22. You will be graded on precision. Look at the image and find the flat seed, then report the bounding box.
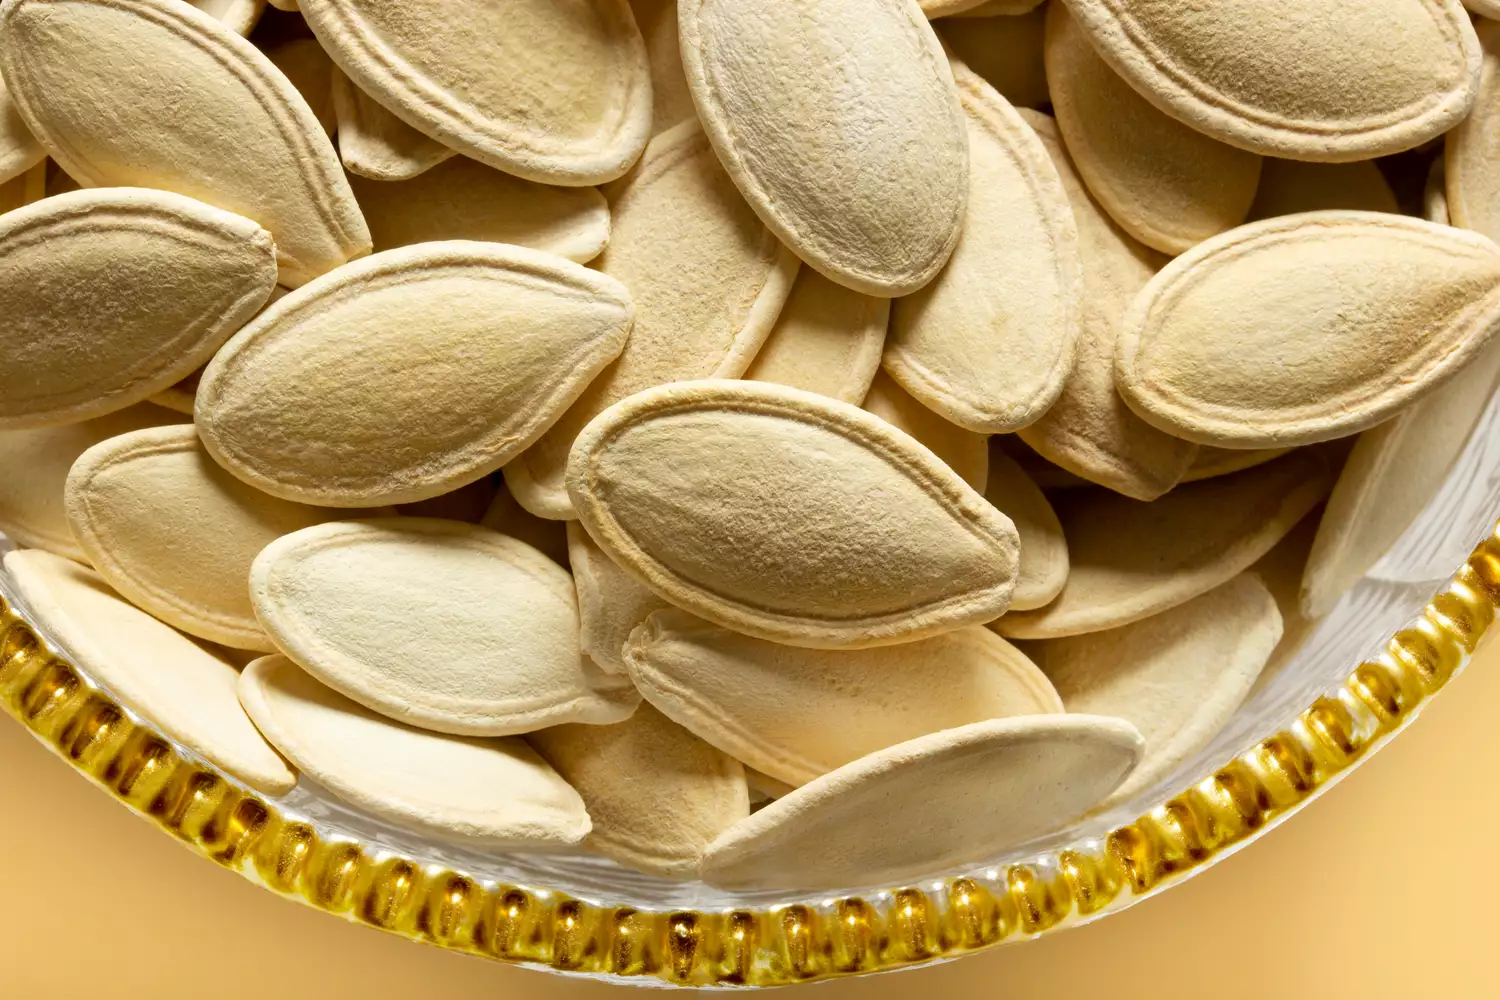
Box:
[567,521,668,675]
[240,654,589,845]
[1447,20,1500,242]
[187,0,263,36]
[528,703,749,880]
[0,0,369,287]
[265,37,336,137]
[1116,212,1500,448]
[504,121,798,520]
[0,71,42,184]
[481,486,570,567]
[629,0,696,136]
[984,444,1068,611]
[863,370,990,493]
[744,267,889,406]
[1062,0,1480,161]
[947,0,1045,14]
[5,549,294,794]
[566,380,1020,649]
[679,0,968,295]
[249,518,639,736]
[624,608,1062,787]
[1248,159,1400,221]
[331,69,454,182]
[698,716,1143,891]
[298,0,650,185]
[934,5,1049,110]
[994,451,1330,639]
[0,187,277,429]
[197,241,634,507]
[1181,447,1291,484]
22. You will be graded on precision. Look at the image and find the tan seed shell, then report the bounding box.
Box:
[480,485,569,567]
[743,267,889,406]
[1116,212,1500,449]
[1301,339,1500,618]
[567,380,1021,649]
[1062,0,1481,161]
[0,0,369,287]
[947,0,1045,14]
[504,121,798,520]
[745,767,793,803]
[1248,159,1400,221]
[1030,573,1281,810]
[527,703,749,880]
[863,370,989,493]
[920,0,994,16]
[567,521,668,675]
[198,242,634,507]
[984,444,1068,611]
[0,188,276,429]
[1181,447,1292,484]
[188,0,262,36]
[299,0,650,185]
[679,0,968,296]
[885,61,1080,433]
[64,425,368,651]
[268,0,296,9]
[699,715,1143,891]
[250,518,638,736]
[240,654,589,845]
[0,404,183,562]
[331,69,454,181]
[1045,2,1261,256]
[394,477,495,525]
[265,37,336,137]
[1448,20,1500,242]
[150,285,290,417]
[1427,156,1450,226]
[349,156,610,263]
[1466,0,1500,17]
[5,549,294,794]
[630,0,696,136]
[934,5,1049,110]
[0,67,42,183]
[624,609,1062,787]
[1013,110,1195,501]
[994,450,1330,639]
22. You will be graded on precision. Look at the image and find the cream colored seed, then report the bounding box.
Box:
[265,38,336,138]
[250,518,639,736]
[567,521,669,675]
[947,0,1045,14]
[150,286,289,416]
[1247,159,1399,221]
[240,655,590,847]
[331,69,455,182]
[1447,20,1500,243]
[983,443,1069,611]
[934,5,1050,111]
[1181,447,1291,484]
[629,0,697,136]
[863,369,990,494]
[743,266,889,406]
[567,380,1021,649]
[0,72,43,184]
[481,486,571,568]
[527,703,749,881]
[299,0,650,185]
[187,0,263,36]
[623,609,1062,788]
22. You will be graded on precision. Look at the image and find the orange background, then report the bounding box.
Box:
[3,641,1497,998]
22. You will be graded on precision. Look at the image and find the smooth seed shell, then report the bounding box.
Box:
[1248,159,1400,221]
[240,654,590,845]
[249,518,639,736]
[630,0,696,135]
[994,450,1331,639]
[567,521,668,675]
[863,370,989,493]
[934,5,1049,110]
[188,0,263,36]
[679,0,968,295]
[0,0,370,287]
[698,715,1144,891]
[528,703,749,880]
[481,485,571,567]
[1448,20,1500,242]
[566,380,1020,649]
[1117,212,1500,449]
[197,241,634,508]
[744,266,889,406]
[1181,447,1291,484]
[265,37,337,137]
[331,69,455,181]
[624,609,1062,787]
[0,70,42,183]
[5,549,294,794]
[984,444,1069,611]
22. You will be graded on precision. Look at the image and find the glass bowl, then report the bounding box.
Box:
[3,403,1499,989]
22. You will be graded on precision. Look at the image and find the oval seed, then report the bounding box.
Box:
[984,444,1068,611]
[567,521,668,675]
[1045,2,1262,256]
[481,485,570,567]
[240,655,590,845]
[188,0,262,35]
[528,703,749,880]
[567,380,1021,649]
[265,37,336,137]
[934,5,1049,110]
[994,450,1330,639]
[885,60,1080,433]
[863,370,989,493]
[1301,339,1500,618]
[624,609,1062,787]
[0,188,276,429]
[348,157,610,263]
[1181,447,1291,484]
[679,0,968,295]
[1247,159,1399,221]
[5,549,294,794]
[150,285,290,416]
[1062,0,1481,161]
[331,69,454,181]
[1447,20,1500,242]
[197,241,634,507]
[1014,110,1196,501]
[0,73,42,184]
[65,425,371,651]
[1029,573,1281,811]
[0,404,182,562]
[299,0,650,185]
[504,121,798,519]
[0,0,369,287]
[1117,212,1500,448]
[699,716,1143,891]
[744,267,889,406]
[250,518,639,736]
[630,0,696,136]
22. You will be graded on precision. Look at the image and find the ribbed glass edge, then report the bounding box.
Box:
[2,521,1497,989]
